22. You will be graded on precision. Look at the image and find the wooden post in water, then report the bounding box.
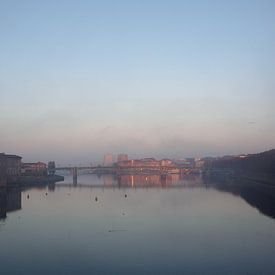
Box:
[73,167,78,185]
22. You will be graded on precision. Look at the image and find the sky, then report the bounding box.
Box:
[0,0,275,165]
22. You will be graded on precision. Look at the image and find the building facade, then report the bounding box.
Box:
[48,161,56,176]
[103,154,114,166]
[117,154,128,163]
[160,159,174,167]
[118,158,161,168]
[0,154,7,187]
[21,162,47,176]
[0,153,22,185]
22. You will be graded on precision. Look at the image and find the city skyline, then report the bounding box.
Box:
[1,0,275,164]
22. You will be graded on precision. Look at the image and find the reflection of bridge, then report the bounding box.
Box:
[56,166,113,184]
[55,165,191,185]
[54,172,204,189]
[54,182,206,190]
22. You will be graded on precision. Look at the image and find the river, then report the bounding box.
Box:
[1,174,275,274]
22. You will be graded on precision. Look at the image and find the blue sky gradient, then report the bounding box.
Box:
[1,0,274,164]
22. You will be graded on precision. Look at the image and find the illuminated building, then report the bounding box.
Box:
[103,154,113,166]
[117,154,128,163]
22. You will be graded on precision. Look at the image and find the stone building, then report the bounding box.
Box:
[0,153,22,185]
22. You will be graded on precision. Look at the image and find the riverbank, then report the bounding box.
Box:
[17,175,64,186]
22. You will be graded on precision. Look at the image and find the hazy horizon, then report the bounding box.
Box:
[1,0,275,165]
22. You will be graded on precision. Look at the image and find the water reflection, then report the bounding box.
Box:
[1,175,275,274]
[1,174,275,222]
[0,188,21,220]
[58,173,275,221]
[116,174,203,188]
[211,180,275,219]
[62,173,204,188]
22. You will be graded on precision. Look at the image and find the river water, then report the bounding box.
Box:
[1,174,275,274]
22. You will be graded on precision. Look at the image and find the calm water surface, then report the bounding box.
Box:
[1,174,275,275]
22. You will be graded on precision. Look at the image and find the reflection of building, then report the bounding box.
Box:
[0,188,21,220]
[117,154,128,163]
[103,174,116,186]
[0,188,7,219]
[7,188,21,212]
[21,162,47,176]
[0,154,7,187]
[119,174,163,187]
[0,153,22,185]
[117,174,182,188]
[171,174,180,182]
[103,154,113,166]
